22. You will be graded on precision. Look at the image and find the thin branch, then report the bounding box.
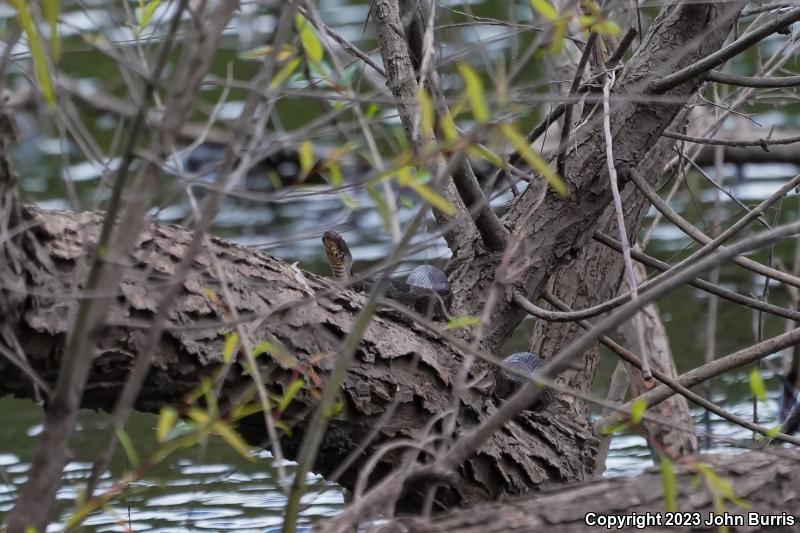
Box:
[592,231,800,323]
[596,325,800,446]
[451,159,509,251]
[283,289,380,533]
[602,70,650,378]
[6,2,190,529]
[707,69,800,88]
[543,293,800,446]
[628,167,800,289]
[662,129,800,148]
[556,32,598,179]
[442,218,800,474]
[650,6,800,93]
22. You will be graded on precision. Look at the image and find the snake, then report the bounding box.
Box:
[322,231,451,319]
[322,232,550,409]
[495,352,554,410]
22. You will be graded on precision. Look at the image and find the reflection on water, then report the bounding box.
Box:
[0,399,342,532]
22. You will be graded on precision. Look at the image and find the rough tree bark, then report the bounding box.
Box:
[391,450,800,533]
[0,206,596,510]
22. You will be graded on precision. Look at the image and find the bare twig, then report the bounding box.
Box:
[602,70,651,379]
[707,70,800,88]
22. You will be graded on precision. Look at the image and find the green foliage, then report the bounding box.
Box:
[299,140,314,177]
[42,0,60,61]
[630,398,647,424]
[270,57,302,88]
[396,166,456,215]
[457,63,490,123]
[500,123,568,196]
[695,462,750,533]
[446,315,482,330]
[9,0,55,108]
[530,0,620,55]
[135,0,161,35]
[748,367,767,402]
[222,332,240,364]
[659,454,677,512]
[580,0,622,36]
[295,14,324,63]
[278,377,306,413]
[156,406,178,443]
[417,88,434,136]
[116,428,140,468]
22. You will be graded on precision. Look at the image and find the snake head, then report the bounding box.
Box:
[322,231,353,281]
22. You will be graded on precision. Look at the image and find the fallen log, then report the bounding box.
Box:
[395,450,800,533]
[0,205,596,510]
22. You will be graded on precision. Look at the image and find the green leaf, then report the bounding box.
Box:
[116,428,140,468]
[599,421,629,435]
[322,397,345,418]
[339,193,359,211]
[295,15,324,63]
[417,88,434,136]
[456,63,490,123]
[446,315,482,330]
[500,123,568,196]
[366,184,392,233]
[593,19,621,36]
[467,144,506,169]
[660,454,677,512]
[278,377,305,412]
[187,407,210,424]
[397,167,456,215]
[223,332,239,364]
[213,420,254,461]
[231,402,265,421]
[748,368,767,402]
[240,44,296,61]
[274,419,293,436]
[201,377,218,416]
[270,57,301,88]
[695,463,750,509]
[251,340,278,358]
[156,406,178,442]
[767,425,780,438]
[549,19,567,55]
[299,140,314,177]
[530,0,559,21]
[9,0,55,109]
[136,0,160,30]
[439,112,459,142]
[327,162,343,187]
[630,398,647,424]
[366,103,380,118]
[43,0,60,61]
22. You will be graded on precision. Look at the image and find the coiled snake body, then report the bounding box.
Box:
[322,231,451,319]
[495,352,554,410]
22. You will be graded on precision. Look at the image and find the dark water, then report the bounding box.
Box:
[2,0,800,530]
